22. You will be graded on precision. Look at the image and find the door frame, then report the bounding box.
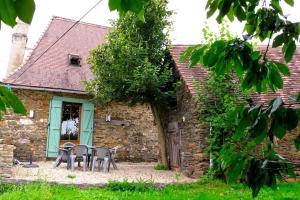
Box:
[46,96,93,158]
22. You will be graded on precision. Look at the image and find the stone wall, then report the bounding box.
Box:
[0,139,15,179]
[167,86,209,178]
[0,89,159,162]
[170,83,300,178]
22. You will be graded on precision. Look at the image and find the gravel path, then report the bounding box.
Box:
[10,162,195,185]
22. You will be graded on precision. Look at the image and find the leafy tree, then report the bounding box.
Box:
[182,0,300,197]
[87,0,176,167]
[193,21,250,178]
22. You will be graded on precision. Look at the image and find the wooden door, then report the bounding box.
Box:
[168,122,181,169]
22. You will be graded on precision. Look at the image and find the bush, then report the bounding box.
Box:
[154,163,167,170]
[106,179,156,192]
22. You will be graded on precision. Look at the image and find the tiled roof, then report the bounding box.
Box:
[170,45,300,105]
[3,16,110,92]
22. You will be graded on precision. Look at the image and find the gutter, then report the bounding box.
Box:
[0,82,88,95]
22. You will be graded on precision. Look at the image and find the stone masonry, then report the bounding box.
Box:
[0,139,15,179]
[166,85,210,178]
[0,89,159,162]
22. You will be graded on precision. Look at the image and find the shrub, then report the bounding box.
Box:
[106,179,156,192]
[154,163,167,170]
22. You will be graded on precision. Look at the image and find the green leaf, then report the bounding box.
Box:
[245,24,256,35]
[270,65,283,89]
[284,0,294,6]
[272,34,286,48]
[0,0,17,27]
[274,61,290,76]
[250,51,261,60]
[285,108,298,131]
[271,0,282,14]
[189,47,205,67]
[271,121,286,139]
[251,116,268,139]
[284,41,296,63]
[217,0,232,23]
[109,0,121,10]
[215,56,226,75]
[235,6,246,21]
[0,86,26,114]
[180,45,201,62]
[14,0,35,24]
[203,49,218,67]
[207,0,219,18]
[227,6,234,22]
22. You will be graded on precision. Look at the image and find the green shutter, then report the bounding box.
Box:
[80,102,94,147]
[46,96,62,157]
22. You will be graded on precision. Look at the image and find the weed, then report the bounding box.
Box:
[154,163,167,170]
[67,174,76,179]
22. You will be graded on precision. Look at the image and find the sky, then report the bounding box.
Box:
[0,0,299,80]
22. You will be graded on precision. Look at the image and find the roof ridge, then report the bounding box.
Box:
[51,16,111,29]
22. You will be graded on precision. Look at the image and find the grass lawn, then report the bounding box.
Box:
[0,180,299,200]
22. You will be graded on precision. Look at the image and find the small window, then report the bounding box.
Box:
[68,54,81,66]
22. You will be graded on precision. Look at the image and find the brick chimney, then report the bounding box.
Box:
[6,19,29,77]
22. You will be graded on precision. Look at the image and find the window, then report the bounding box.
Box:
[60,102,81,143]
[68,54,81,66]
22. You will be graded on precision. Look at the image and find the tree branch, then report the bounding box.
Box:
[263,30,274,61]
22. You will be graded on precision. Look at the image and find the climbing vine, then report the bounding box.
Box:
[194,21,250,177]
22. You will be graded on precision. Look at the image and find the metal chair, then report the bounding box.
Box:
[70,144,88,171]
[91,147,111,172]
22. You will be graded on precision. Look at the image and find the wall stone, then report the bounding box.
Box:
[0,89,159,162]
[166,86,209,178]
[170,82,300,178]
[0,139,15,179]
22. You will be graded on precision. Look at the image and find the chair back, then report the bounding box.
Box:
[72,145,88,157]
[110,146,120,154]
[63,142,75,149]
[95,147,110,159]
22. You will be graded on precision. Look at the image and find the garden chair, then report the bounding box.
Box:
[109,146,119,170]
[70,144,88,172]
[91,147,111,173]
[53,142,75,169]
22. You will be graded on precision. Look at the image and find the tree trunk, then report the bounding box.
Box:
[151,103,168,168]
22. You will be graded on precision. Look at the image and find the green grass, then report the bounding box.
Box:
[0,180,299,200]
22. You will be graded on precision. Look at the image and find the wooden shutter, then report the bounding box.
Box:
[80,102,94,147]
[46,96,62,158]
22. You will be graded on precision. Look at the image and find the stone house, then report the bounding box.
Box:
[0,16,299,179]
[169,45,300,177]
[0,17,160,163]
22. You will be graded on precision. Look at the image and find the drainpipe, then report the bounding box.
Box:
[209,122,213,168]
